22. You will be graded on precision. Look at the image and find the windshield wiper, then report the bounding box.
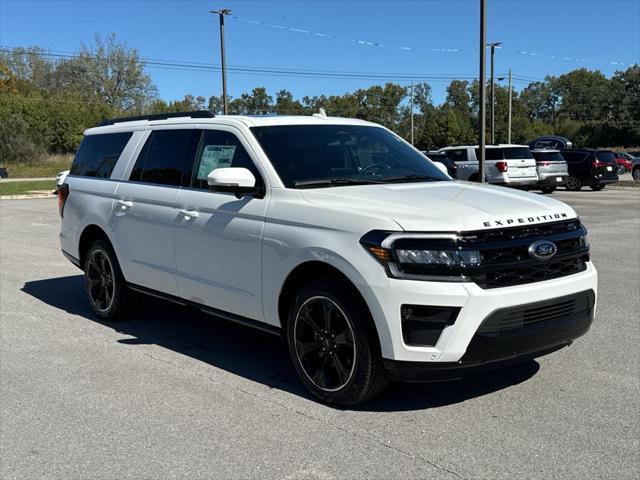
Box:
[294,177,385,188]
[381,174,443,183]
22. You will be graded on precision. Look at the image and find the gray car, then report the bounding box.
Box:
[530,149,569,193]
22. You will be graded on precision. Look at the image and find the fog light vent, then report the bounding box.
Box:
[401,305,460,347]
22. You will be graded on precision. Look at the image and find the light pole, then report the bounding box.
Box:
[478,0,487,183]
[488,41,502,145]
[507,69,512,144]
[409,82,414,145]
[211,8,231,114]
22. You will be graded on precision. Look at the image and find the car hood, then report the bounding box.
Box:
[300,181,577,231]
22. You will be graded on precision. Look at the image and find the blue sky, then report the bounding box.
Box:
[1,0,638,105]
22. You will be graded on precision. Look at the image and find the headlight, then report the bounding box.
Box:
[395,249,481,267]
[360,230,479,281]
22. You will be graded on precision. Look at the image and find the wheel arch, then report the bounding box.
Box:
[78,224,115,269]
[277,260,387,354]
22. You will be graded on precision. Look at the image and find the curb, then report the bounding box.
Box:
[0,193,57,200]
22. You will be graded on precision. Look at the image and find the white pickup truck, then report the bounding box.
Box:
[59,111,597,405]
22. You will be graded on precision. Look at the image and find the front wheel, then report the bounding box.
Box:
[84,240,129,320]
[286,278,388,405]
[565,176,582,191]
[633,168,640,181]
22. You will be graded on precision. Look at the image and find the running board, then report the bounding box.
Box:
[127,283,282,336]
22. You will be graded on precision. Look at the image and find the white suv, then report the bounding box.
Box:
[438,144,539,186]
[59,111,597,405]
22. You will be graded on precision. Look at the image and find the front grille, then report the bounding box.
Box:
[462,219,589,289]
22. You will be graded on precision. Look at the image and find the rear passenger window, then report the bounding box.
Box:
[70,132,132,178]
[447,149,467,162]
[130,130,201,186]
[475,148,504,161]
[191,130,262,190]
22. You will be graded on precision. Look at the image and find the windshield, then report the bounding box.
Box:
[251,125,450,188]
[532,151,564,162]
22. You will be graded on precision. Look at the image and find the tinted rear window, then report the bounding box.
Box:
[130,129,201,186]
[595,151,616,163]
[475,147,533,160]
[70,132,132,177]
[532,151,564,162]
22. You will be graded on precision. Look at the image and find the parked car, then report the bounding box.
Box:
[0,166,8,178]
[560,149,619,191]
[530,149,569,194]
[60,111,597,405]
[613,152,635,174]
[632,158,640,181]
[438,144,538,186]
[627,151,640,158]
[422,151,457,178]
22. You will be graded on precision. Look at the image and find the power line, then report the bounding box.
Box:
[0,46,543,83]
[229,14,636,68]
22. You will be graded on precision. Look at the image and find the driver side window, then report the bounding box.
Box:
[191,130,262,190]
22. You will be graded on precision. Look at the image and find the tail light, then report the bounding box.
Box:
[592,160,608,167]
[495,161,508,172]
[58,184,69,217]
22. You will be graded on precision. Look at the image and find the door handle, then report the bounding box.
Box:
[179,209,199,219]
[116,200,133,209]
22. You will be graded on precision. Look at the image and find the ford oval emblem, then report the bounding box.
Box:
[528,240,557,261]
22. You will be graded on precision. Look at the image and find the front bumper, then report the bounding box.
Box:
[384,289,594,381]
[370,261,597,365]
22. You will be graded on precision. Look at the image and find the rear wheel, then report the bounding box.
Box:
[540,186,556,194]
[590,184,605,191]
[565,176,582,191]
[84,240,129,320]
[286,278,388,405]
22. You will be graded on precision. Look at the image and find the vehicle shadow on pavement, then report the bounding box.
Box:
[22,275,540,412]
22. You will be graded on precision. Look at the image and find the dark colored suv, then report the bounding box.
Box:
[560,149,619,191]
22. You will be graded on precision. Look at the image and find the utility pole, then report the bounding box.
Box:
[211,8,231,114]
[478,0,486,183]
[410,82,414,145]
[488,41,502,145]
[507,68,512,144]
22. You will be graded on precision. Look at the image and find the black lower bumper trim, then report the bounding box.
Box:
[62,249,82,269]
[385,289,595,382]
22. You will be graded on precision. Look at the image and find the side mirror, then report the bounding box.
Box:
[207,167,263,198]
[433,161,450,177]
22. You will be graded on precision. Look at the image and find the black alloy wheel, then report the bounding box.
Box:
[84,240,129,320]
[86,248,115,313]
[286,278,388,405]
[565,176,582,191]
[293,296,356,392]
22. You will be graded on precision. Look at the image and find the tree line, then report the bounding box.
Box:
[1,34,638,164]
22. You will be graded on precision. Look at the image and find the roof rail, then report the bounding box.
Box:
[99,110,214,126]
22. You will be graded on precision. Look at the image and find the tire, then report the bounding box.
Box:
[286,277,388,405]
[590,184,605,191]
[84,240,129,320]
[468,173,480,183]
[616,165,626,175]
[540,186,556,194]
[633,168,640,182]
[565,176,582,191]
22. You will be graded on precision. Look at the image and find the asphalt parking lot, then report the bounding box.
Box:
[1,189,638,480]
